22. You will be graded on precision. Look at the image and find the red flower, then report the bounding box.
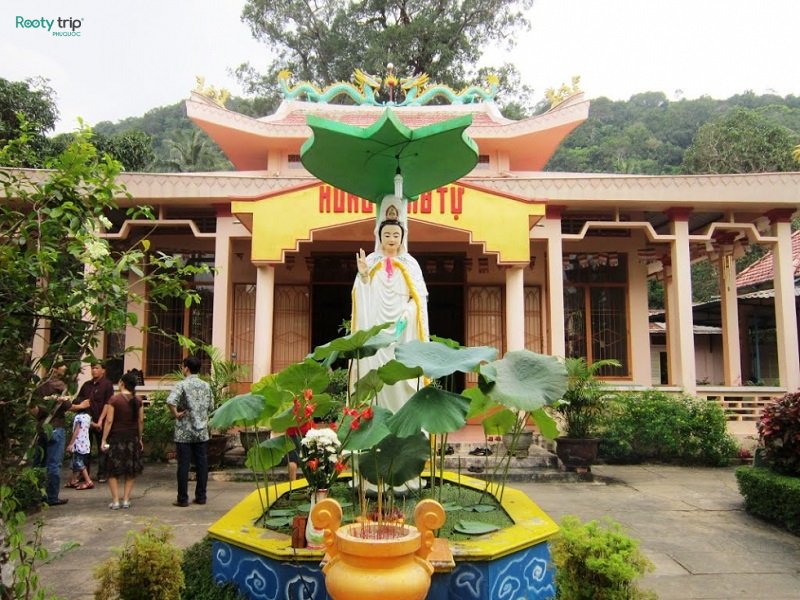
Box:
[300,421,314,435]
[350,418,361,430]
[335,461,345,473]
[328,422,338,432]
[361,407,374,420]
[304,403,316,418]
[306,458,319,471]
[303,388,314,401]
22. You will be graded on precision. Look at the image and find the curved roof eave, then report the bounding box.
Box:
[186,92,590,171]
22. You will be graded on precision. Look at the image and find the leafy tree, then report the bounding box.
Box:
[0,123,210,481]
[0,77,58,167]
[97,130,156,171]
[95,104,232,172]
[682,107,797,174]
[237,0,534,110]
[159,128,227,172]
[49,129,156,171]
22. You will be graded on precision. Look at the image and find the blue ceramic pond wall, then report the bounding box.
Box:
[210,473,558,600]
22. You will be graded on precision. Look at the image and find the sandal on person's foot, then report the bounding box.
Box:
[121,501,131,509]
[109,502,120,510]
[76,482,94,490]
[64,481,78,488]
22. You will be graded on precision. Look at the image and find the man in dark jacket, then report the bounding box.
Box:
[72,362,115,482]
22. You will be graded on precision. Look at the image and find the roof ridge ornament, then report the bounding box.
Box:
[194,76,231,107]
[544,76,582,109]
[278,66,498,107]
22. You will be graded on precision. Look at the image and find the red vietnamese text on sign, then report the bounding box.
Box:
[318,185,464,216]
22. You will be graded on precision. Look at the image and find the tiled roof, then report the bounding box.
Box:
[649,322,722,334]
[736,230,800,288]
[262,108,502,129]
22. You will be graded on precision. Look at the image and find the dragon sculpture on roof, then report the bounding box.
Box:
[278,66,498,106]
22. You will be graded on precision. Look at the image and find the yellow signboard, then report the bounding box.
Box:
[231,181,544,264]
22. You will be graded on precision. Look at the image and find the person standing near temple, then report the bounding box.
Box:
[29,363,72,506]
[72,362,114,483]
[167,356,213,507]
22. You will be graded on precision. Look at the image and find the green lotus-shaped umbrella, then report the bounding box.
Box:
[300,109,478,202]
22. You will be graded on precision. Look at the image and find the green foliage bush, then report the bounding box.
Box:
[550,515,656,599]
[598,391,737,466]
[94,522,184,600]
[142,392,175,461]
[181,536,246,600]
[756,392,800,476]
[6,466,45,512]
[735,466,800,535]
[0,483,49,600]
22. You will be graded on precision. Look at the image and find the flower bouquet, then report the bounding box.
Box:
[299,427,344,491]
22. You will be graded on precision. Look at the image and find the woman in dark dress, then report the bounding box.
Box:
[100,371,143,509]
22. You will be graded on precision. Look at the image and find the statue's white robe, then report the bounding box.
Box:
[352,252,429,413]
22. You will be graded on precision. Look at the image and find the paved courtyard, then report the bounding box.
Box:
[31,463,800,599]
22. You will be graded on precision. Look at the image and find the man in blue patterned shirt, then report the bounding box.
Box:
[167,356,213,507]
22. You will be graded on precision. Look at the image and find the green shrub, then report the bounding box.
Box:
[735,466,800,535]
[550,515,656,599]
[599,391,737,466]
[181,536,246,600]
[6,466,45,512]
[0,483,49,600]
[142,392,175,462]
[756,392,800,476]
[94,522,184,600]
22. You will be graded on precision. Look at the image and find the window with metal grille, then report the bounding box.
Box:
[524,286,543,353]
[465,286,504,383]
[272,285,310,372]
[231,284,256,382]
[144,254,214,377]
[563,255,629,376]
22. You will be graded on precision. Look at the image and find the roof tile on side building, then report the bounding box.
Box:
[735,229,800,289]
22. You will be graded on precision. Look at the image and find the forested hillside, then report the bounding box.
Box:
[93,89,800,176]
[546,91,800,174]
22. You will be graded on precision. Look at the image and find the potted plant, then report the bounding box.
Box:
[555,357,620,471]
[196,344,248,467]
[141,391,175,461]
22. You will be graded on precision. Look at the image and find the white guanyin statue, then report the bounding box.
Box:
[352,186,429,414]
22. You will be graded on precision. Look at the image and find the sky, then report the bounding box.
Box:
[2,0,798,134]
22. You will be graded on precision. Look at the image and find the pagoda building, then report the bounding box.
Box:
[91,72,800,430]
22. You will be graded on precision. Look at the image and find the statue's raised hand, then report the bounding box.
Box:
[356,248,368,278]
